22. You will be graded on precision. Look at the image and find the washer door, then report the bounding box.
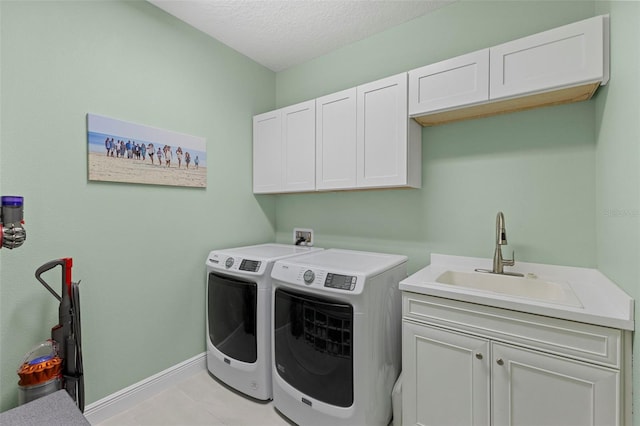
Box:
[274,288,353,407]
[208,272,257,363]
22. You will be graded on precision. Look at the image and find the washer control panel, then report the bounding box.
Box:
[239,259,262,272]
[324,273,357,291]
[207,253,264,275]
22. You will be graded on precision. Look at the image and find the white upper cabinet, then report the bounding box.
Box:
[357,73,421,189]
[253,73,421,194]
[408,49,489,116]
[316,88,357,191]
[490,15,609,100]
[281,100,316,192]
[253,110,282,194]
[252,100,315,194]
[409,14,609,126]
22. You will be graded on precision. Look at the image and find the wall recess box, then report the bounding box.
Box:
[293,228,314,246]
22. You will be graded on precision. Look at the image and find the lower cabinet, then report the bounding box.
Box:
[492,342,619,426]
[402,321,490,426]
[402,294,627,426]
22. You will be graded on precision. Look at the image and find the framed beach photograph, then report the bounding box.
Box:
[87,113,207,188]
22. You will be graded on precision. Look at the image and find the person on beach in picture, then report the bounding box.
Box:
[126,140,132,158]
[141,143,147,161]
[185,151,191,169]
[148,143,154,164]
[105,137,111,156]
[119,140,125,158]
[156,147,162,165]
[194,155,199,169]
[164,145,172,168]
[176,147,183,168]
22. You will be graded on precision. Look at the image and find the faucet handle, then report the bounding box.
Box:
[502,251,525,277]
[503,250,515,267]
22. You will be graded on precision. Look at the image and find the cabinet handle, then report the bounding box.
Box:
[496,358,504,366]
[475,353,483,360]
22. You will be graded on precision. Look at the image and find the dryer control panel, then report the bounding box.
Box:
[207,253,266,275]
[272,264,365,295]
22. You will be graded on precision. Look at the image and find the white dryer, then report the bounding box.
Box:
[206,243,321,400]
[270,249,407,425]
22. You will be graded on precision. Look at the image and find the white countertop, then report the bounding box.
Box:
[400,254,634,330]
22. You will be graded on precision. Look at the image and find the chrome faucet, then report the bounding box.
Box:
[476,211,524,276]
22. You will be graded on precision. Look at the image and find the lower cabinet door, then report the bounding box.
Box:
[492,342,620,426]
[402,321,490,426]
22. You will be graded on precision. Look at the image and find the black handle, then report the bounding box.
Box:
[35,259,65,301]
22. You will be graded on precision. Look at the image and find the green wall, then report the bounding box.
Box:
[595,1,640,422]
[274,0,599,273]
[274,1,638,424]
[0,0,275,410]
[1,0,638,424]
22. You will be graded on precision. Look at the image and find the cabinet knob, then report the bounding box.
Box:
[475,353,483,360]
[496,358,504,366]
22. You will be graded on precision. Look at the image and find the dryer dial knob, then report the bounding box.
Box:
[303,270,315,284]
[225,257,234,268]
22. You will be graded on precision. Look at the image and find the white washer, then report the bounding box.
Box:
[270,249,407,425]
[206,243,322,400]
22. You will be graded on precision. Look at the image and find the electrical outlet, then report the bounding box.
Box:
[293,228,314,246]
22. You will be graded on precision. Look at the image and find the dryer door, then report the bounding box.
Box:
[274,288,353,407]
[208,272,257,363]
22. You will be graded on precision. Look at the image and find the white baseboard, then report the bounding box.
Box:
[84,352,207,425]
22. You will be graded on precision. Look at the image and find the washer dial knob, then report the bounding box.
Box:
[225,257,234,268]
[303,270,315,284]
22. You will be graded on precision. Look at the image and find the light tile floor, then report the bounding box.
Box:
[95,371,293,426]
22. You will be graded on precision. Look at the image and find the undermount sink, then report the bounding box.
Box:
[436,270,583,307]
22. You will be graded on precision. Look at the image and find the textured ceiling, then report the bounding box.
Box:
[148,0,455,72]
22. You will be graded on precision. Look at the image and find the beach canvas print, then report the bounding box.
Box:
[87,113,207,188]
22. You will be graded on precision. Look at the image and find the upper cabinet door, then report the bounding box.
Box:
[316,88,357,191]
[281,100,316,192]
[356,73,411,188]
[490,15,608,101]
[253,110,282,194]
[409,49,490,116]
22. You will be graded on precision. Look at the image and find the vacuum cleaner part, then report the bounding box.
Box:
[0,195,26,249]
[17,340,63,405]
[34,258,84,412]
[17,340,62,386]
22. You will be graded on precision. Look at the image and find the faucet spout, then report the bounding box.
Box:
[476,211,524,277]
[496,211,507,246]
